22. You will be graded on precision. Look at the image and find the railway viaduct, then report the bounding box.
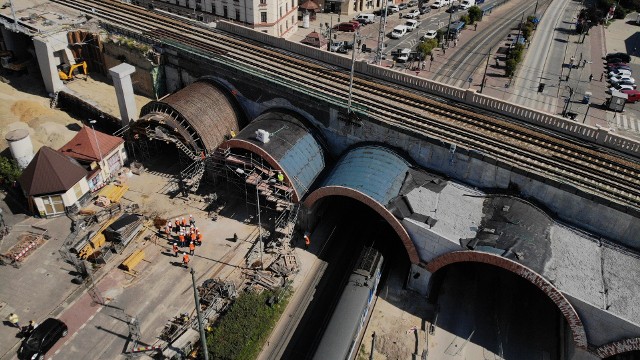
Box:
[7,2,640,357]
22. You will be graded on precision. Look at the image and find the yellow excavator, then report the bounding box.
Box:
[58,61,88,81]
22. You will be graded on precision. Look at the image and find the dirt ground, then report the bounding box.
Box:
[0,72,151,155]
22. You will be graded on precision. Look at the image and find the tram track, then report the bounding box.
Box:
[50,0,640,208]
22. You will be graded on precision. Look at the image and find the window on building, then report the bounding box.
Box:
[223,5,228,17]
[235,9,240,20]
[261,12,267,22]
[292,0,295,8]
[286,3,289,12]
[259,0,266,4]
[279,7,282,17]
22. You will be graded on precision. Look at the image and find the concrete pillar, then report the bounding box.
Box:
[33,37,64,94]
[109,63,137,127]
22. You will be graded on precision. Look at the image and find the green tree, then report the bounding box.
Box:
[416,38,438,58]
[505,58,518,77]
[468,6,483,22]
[459,14,471,26]
[522,23,534,40]
[0,156,21,184]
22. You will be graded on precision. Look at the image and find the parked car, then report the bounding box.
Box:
[622,89,640,103]
[609,69,632,77]
[391,25,408,38]
[405,19,420,31]
[605,52,631,63]
[18,318,68,360]
[396,48,412,62]
[609,75,635,84]
[607,63,631,71]
[431,0,450,8]
[609,83,636,93]
[420,5,431,14]
[398,2,409,9]
[446,4,460,13]
[614,80,637,88]
[405,9,420,18]
[422,29,438,40]
[330,41,346,52]
[387,4,400,12]
[408,0,418,7]
[355,13,376,24]
[335,22,359,32]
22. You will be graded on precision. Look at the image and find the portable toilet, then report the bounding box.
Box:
[608,90,627,112]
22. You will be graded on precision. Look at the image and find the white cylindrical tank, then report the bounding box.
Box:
[302,12,310,28]
[5,129,34,169]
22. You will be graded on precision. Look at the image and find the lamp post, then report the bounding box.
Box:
[190,268,210,360]
[89,120,104,179]
[255,185,264,270]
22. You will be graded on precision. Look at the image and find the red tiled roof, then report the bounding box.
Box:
[58,126,124,162]
[19,146,88,196]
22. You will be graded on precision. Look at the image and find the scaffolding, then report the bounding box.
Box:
[206,147,297,246]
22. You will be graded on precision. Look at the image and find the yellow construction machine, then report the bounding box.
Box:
[58,61,87,81]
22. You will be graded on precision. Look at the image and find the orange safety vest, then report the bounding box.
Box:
[191,233,197,241]
[189,243,195,251]
[175,220,180,227]
[198,233,203,240]
[304,235,310,246]
[181,218,187,226]
[178,234,185,243]
[183,254,190,263]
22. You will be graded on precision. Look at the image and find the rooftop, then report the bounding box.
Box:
[0,0,89,35]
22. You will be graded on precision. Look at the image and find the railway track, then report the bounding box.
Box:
[50,0,640,209]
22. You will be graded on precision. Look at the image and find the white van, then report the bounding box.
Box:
[355,13,375,24]
[396,48,411,62]
[460,0,475,9]
[405,19,419,31]
[391,25,408,38]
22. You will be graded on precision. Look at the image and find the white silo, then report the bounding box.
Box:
[5,129,34,169]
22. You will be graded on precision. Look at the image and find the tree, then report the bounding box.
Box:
[0,156,21,184]
[417,38,438,58]
[505,58,518,77]
[459,14,471,26]
[522,23,534,40]
[468,6,482,23]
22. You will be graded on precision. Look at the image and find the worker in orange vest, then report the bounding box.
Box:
[189,242,195,255]
[181,217,187,227]
[178,232,185,247]
[182,253,190,268]
[172,243,179,257]
[190,231,197,244]
[197,232,203,246]
[304,234,311,249]
[174,218,180,230]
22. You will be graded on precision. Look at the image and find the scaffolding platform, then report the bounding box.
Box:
[97,184,129,203]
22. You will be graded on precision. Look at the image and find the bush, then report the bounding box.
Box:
[207,286,292,360]
[417,38,438,58]
[468,6,482,22]
[0,156,21,184]
[522,23,534,40]
[505,58,518,77]
[459,14,471,26]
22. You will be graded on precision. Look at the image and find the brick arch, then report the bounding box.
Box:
[220,139,301,202]
[426,251,588,349]
[304,185,420,264]
[596,338,640,358]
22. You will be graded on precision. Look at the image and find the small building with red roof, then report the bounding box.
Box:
[58,126,128,191]
[18,146,91,217]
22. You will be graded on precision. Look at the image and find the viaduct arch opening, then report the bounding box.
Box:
[427,251,588,352]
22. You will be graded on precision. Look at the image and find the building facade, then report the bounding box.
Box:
[132,0,299,37]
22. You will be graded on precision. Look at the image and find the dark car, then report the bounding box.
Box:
[419,5,431,14]
[446,5,460,13]
[334,22,359,32]
[398,2,409,9]
[607,63,630,70]
[605,52,631,63]
[18,318,68,360]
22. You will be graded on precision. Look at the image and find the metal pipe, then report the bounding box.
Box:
[256,185,263,270]
[347,31,358,113]
[480,47,491,93]
[190,268,210,360]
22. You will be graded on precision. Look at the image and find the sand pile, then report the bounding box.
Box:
[1,94,80,154]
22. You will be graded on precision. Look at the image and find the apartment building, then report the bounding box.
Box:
[132,0,298,37]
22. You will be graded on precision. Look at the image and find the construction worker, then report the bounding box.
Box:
[8,313,20,328]
[182,252,190,268]
[189,242,195,255]
[189,214,195,226]
[172,243,179,257]
[197,232,203,245]
[181,217,187,227]
[178,232,185,247]
[277,171,284,183]
[304,234,311,249]
[190,231,197,244]
[166,222,173,237]
[174,218,180,230]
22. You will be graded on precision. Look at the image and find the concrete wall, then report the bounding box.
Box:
[103,41,157,98]
[33,33,68,93]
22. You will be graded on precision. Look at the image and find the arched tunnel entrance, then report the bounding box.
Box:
[283,195,411,358]
[427,261,570,359]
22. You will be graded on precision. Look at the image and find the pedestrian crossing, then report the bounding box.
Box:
[613,113,640,132]
[514,92,560,114]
